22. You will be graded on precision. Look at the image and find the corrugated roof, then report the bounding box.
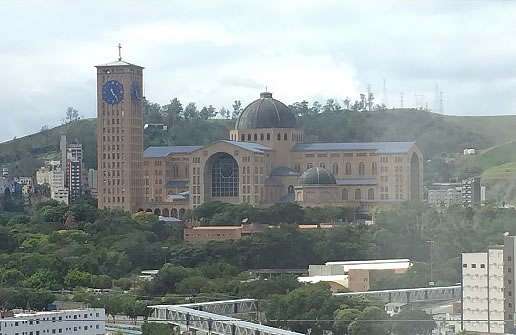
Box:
[336,178,377,185]
[292,142,416,154]
[223,140,272,153]
[144,146,202,158]
[270,166,299,176]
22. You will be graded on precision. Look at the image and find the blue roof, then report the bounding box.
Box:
[165,180,189,188]
[222,140,272,153]
[264,177,282,186]
[292,142,415,154]
[144,146,202,158]
[336,178,377,185]
[270,166,299,176]
[171,194,186,200]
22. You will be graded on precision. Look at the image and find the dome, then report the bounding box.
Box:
[235,92,296,130]
[298,167,337,185]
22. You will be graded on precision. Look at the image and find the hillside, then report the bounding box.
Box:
[3,109,516,181]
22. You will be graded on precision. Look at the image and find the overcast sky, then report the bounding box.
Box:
[1,0,515,142]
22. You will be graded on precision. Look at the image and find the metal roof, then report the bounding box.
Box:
[298,167,336,185]
[223,140,272,153]
[270,166,299,176]
[235,92,296,130]
[96,60,144,68]
[292,142,416,154]
[165,180,189,188]
[264,177,282,186]
[144,146,202,158]
[336,178,377,185]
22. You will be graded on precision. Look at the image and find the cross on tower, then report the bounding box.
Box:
[118,43,122,61]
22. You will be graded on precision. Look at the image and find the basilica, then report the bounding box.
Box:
[95,58,423,217]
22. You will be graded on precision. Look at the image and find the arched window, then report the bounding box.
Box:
[346,162,352,175]
[171,208,178,217]
[307,163,313,169]
[173,165,178,177]
[342,189,348,200]
[294,163,300,173]
[277,133,281,141]
[211,153,239,197]
[267,133,271,140]
[260,133,264,140]
[248,134,252,141]
[179,208,185,218]
[359,162,365,176]
[288,185,294,193]
[372,162,378,175]
[241,134,245,141]
[320,162,325,169]
[355,189,362,200]
[154,208,161,216]
[162,208,170,217]
[368,188,374,200]
[254,134,258,141]
[284,133,288,141]
[332,163,339,175]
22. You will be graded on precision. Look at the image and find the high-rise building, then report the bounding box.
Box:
[68,160,81,201]
[95,53,144,212]
[504,236,516,333]
[462,177,481,207]
[50,167,68,204]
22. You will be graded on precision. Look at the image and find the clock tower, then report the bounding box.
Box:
[95,47,144,212]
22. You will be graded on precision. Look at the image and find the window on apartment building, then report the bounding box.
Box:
[510,256,512,261]
[481,264,485,268]
[471,264,476,268]
[510,267,513,273]
[463,264,467,268]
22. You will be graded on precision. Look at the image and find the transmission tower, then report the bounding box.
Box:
[439,91,444,113]
[432,83,439,113]
[382,79,388,107]
[415,93,425,110]
[400,92,404,108]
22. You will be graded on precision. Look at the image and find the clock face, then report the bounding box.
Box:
[131,81,141,103]
[102,80,124,104]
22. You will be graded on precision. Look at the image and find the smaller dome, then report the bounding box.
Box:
[298,167,337,185]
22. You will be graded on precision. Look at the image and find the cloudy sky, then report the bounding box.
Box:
[1,0,515,142]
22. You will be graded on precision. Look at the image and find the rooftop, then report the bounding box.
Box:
[292,142,416,154]
[144,146,202,158]
[96,60,144,68]
[223,140,272,153]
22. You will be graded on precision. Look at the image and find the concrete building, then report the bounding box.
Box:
[427,183,462,209]
[301,259,411,292]
[504,236,516,333]
[462,177,481,207]
[461,247,504,333]
[96,56,423,216]
[66,144,83,163]
[0,308,105,335]
[67,160,81,201]
[14,177,33,195]
[184,224,266,242]
[50,168,68,204]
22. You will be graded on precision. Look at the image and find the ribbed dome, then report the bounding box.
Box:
[298,167,337,185]
[235,92,296,130]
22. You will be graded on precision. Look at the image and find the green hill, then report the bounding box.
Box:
[3,109,516,181]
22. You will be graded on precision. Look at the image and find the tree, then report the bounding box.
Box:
[64,269,92,288]
[232,100,242,119]
[163,98,183,125]
[219,107,231,119]
[143,100,164,124]
[200,105,217,120]
[323,99,343,114]
[141,322,175,335]
[183,102,199,119]
[347,306,390,335]
[392,309,435,335]
[66,107,79,123]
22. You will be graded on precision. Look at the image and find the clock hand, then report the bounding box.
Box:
[110,88,118,102]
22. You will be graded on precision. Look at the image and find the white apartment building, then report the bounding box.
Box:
[427,183,462,209]
[461,247,504,334]
[0,309,105,335]
[50,168,68,205]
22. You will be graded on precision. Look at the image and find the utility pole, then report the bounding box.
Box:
[427,240,435,286]
[400,92,404,108]
[382,79,388,107]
